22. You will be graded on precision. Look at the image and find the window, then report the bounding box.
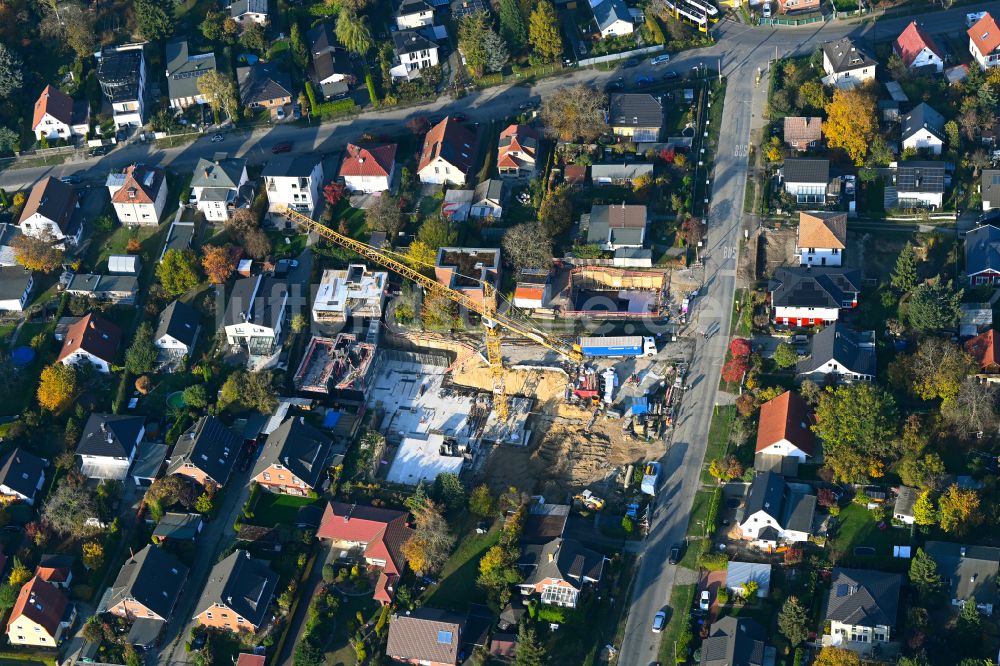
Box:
[206,612,214,619]
[263,472,271,480]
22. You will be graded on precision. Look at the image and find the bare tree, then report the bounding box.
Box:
[942,379,1000,437]
[540,85,607,142]
[502,222,553,272]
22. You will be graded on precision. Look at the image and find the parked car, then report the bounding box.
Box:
[90,145,111,156]
[288,259,300,269]
[762,2,771,17]
[651,54,671,65]
[59,174,82,185]
[652,611,666,633]
[605,78,625,92]
[635,75,653,87]
[211,134,224,142]
[699,590,711,611]
[451,112,468,122]
[668,544,682,565]
[271,142,292,154]
[662,71,679,81]
[622,58,640,68]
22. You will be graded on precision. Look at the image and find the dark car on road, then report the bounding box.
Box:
[59,174,82,185]
[668,544,682,565]
[450,112,468,122]
[662,71,679,80]
[634,75,653,87]
[622,58,640,68]
[271,142,292,154]
[605,78,625,92]
[90,145,111,156]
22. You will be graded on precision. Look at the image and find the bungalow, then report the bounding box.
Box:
[434,247,500,307]
[262,154,324,217]
[783,116,822,152]
[57,313,122,374]
[701,617,769,666]
[725,562,771,599]
[76,413,145,481]
[966,224,1000,285]
[895,21,945,73]
[901,102,946,155]
[167,416,242,488]
[796,211,846,266]
[0,267,33,312]
[17,177,81,246]
[193,550,278,632]
[307,24,353,99]
[513,269,551,310]
[517,538,605,608]
[893,486,918,525]
[470,179,507,219]
[395,0,435,29]
[237,64,292,114]
[781,158,830,205]
[796,322,877,383]
[0,448,45,505]
[755,391,814,462]
[892,160,945,209]
[590,163,654,186]
[6,577,75,647]
[585,203,648,250]
[965,329,999,373]
[821,37,877,89]
[386,608,464,666]
[340,143,398,193]
[769,266,861,326]
[191,158,251,222]
[165,40,217,109]
[222,274,288,358]
[968,12,1000,69]
[498,124,539,179]
[152,512,205,542]
[390,30,440,80]
[981,170,1000,211]
[824,568,901,648]
[925,541,1000,615]
[608,93,662,142]
[31,85,88,142]
[417,117,475,186]
[738,471,816,546]
[593,0,633,38]
[251,417,339,495]
[154,300,201,358]
[228,0,268,27]
[106,545,188,623]
[64,274,139,305]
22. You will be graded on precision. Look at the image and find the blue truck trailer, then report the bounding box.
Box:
[577,336,657,358]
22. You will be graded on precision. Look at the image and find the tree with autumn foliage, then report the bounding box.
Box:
[82,542,104,570]
[202,244,236,284]
[721,356,749,383]
[708,456,744,481]
[824,85,878,165]
[37,363,77,412]
[401,497,456,575]
[729,338,752,358]
[938,483,981,534]
[323,181,346,206]
[680,216,703,248]
[10,231,64,273]
[814,647,860,666]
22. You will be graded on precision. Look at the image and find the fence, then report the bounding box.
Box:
[578,45,665,68]
[759,13,830,25]
[16,143,82,158]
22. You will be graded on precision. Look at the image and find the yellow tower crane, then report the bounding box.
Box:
[281,208,585,421]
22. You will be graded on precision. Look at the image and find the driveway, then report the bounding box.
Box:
[276,542,332,666]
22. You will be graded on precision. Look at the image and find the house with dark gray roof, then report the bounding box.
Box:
[228,0,268,26]
[262,154,324,216]
[781,158,830,204]
[396,0,434,28]
[892,160,945,209]
[0,448,46,505]
[0,267,33,312]
[585,203,648,250]
[893,486,918,525]
[608,94,662,142]
[593,0,634,38]
[470,179,507,219]
[237,64,292,113]
[155,300,201,357]
[966,224,1000,286]
[769,266,862,326]
[106,545,188,624]
[796,322,876,383]
[152,512,204,542]
[191,158,251,222]
[451,0,489,18]
[821,37,877,88]
[193,549,278,632]
[902,102,945,155]
[64,274,138,305]
[251,417,341,495]
[517,537,605,608]
[700,616,770,666]
[386,607,464,665]
[76,413,145,481]
[824,567,901,649]
[925,541,1000,615]
[165,40,217,110]
[982,170,1000,211]
[222,274,288,358]
[738,471,816,545]
[167,416,241,488]
[390,30,440,80]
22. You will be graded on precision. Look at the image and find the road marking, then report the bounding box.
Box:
[734,144,748,158]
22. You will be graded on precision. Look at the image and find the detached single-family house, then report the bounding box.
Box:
[498,124,539,179]
[57,313,122,374]
[31,85,88,142]
[738,471,816,546]
[167,416,241,488]
[237,64,292,113]
[513,269,551,310]
[395,0,435,29]
[586,204,648,250]
[777,0,818,13]
[155,300,201,358]
[251,417,338,495]
[796,322,877,383]
[783,116,822,152]
[193,550,278,632]
[824,568,901,649]
[386,608,464,666]
[340,143,398,193]
[6,577,75,647]
[895,21,945,73]
[796,211,846,266]
[701,617,769,666]
[821,38,877,89]
[966,328,1000,373]
[418,117,475,186]
[228,0,268,27]
[18,177,81,246]
[755,391,815,462]
[107,164,168,225]
[222,274,288,357]
[781,158,830,205]
[317,502,414,604]
[165,40,217,109]
[452,0,489,19]
[106,545,188,623]
[76,413,145,481]
[311,265,387,324]
[0,448,45,505]
[968,12,1000,69]
[0,267,33,312]
[152,512,205,542]
[390,30,440,80]
[64,274,139,305]
[769,266,861,326]
[470,179,507,219]
[725,562,771,599]
[893,486,918,525]
[307,24,354,99]
[925,541,1000,615]
[35,555,73,588]
[966,224,1000,285]
[901,102,946,155]
[593,0,634,38]
[981,170,1000,211]
[609,93,662,142]
[892,160,946,209]
[518,537,605,608]
[262,154,323,217]
[97,44,147,128]
[191,158,251,222]
[591,163,653,186]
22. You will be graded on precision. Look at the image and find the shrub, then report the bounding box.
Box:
[311,97,357,119]
[699,550,729,571]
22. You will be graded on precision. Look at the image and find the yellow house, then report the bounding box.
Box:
[6,576,75,647]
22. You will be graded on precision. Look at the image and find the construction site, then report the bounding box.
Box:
[293,333,380,400]
[549,266,670,319]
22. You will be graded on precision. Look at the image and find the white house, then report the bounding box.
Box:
[390,30,440,79]
[513,269,551,310]
[56,313,122,374]
[223,274,288,359]
[755,391,815,463]
[107,164,168,225]
[470,179,507,219]
[593,0,634,38]
[825,568,901,649]
[894,21,945,73]
[892,160,945,209]
[155,300,201,357]
[312,265,388,324]
[893,486,918,525]
[769,267,861,327]
[229,0,268,26]
[339,143,398,193]
[0,267,33,312]
[781,158,830,205]
[796,211,846,267]
[395,0,435,29]
[31,85,88,142]
[901,103,945,155]
[821,38,877,89]
[262,154,324,217]
[17,177,81,247]
[191,158,250,222]
[738,471,816,547]
[417,117,476,186]
[76,413,145,481]
[968,12,1000,69]
[0,448,45,505]
[796,323,877,383]
[97,43,147,128]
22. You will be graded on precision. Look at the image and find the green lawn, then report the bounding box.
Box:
[828,503,913,570]
[82,225,158,273]
[701,406,736,484]
[657,583,696,664]
[252,493,321,527]
[422,521,500,613]
[268,228,309,260]
[326,594,380,666]
[687,489,715,538]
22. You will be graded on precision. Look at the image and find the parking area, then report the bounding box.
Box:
[697,569,727,617]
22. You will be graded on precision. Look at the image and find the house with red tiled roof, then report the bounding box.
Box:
[894,21,944,72]
[316,502,414,604]
[969,12,1000,69]
[57,312,123,374]
[236,655,266,666]
[31,85,89,142]
[107,165,168,226]
[418,117,476,186]
[755,391,815,462]
[34,554,74,589]
[966,329,1000,374]
[6,576,75,647]
[497,124,539,179]
[340,143,398,193]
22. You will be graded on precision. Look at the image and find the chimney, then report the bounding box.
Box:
[547,552,555,563]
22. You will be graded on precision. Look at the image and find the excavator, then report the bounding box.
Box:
[280,208,585,421]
